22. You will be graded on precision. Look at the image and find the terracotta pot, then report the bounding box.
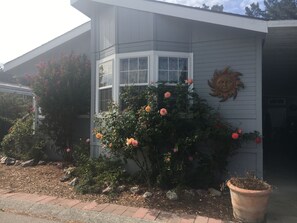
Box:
[227,180,272,223]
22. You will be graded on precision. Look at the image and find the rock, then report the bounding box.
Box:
[208,188,222,197]
[102,186,113,194]
[21,159,35,167]
[130,186,140,194]
[64,167,76,175]
[14,160,22,166]
[5,157,16,165]
[184,189,196,198]
[38,160,46,165]
[68,177,79,187]
[60,174,71,182]
[117,185,126,192]
[0,157,7,164]
[166,190,178,201]
[196,189,207,196]
[142,191,152,198]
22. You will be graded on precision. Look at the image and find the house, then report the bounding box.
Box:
[4,0,297,177]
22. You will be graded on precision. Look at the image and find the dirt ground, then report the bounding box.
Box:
[0,163,234,221]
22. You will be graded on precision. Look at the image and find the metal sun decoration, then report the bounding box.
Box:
[208,67,244,102]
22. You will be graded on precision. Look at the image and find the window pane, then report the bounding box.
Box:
[169,71,178,83]
[169,57,178,70]
[129,58,138,71]
[179,58,188,71]
[159,57,168,70]
[99,60,113,87]
[129,71,138,84]
[120,59,128,71]
[139,57,148,70]
[159,71,168,82]
[99,88,112,112]
[139,70,148,83]
[179,71,188,83]
[120,71,128,84]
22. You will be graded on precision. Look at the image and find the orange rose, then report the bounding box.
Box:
[145,106,151,112]
[126,138,134,146]
[185,79,193,85]
[96,133,103,139]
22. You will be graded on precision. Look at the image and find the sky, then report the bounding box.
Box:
[0,0,263,66]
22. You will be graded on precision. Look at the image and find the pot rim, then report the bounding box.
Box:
[227,180,272,196]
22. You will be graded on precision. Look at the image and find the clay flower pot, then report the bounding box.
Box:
[227,179,272,223]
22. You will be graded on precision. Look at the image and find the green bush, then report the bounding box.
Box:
[30,54,91,155]
[0,93,31,142]
[74,156,128,195]
[1,115,47,160]
[94,83,261,189]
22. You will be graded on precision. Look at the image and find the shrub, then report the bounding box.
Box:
[0,93,31,142]
[30,54,91,155]
[95,82,260,189]
[74,156,128,194]
[1,115,47,160]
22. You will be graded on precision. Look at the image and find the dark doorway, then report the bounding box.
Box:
[262,25,297,179]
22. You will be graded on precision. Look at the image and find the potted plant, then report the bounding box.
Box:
[227,175,272,223]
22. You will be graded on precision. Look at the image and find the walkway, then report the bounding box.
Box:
[0,189,230,223]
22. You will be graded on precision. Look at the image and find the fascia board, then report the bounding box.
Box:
[91,0,268,33]
[268,20,297,28]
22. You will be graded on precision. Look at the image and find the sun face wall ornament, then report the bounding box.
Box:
[208,67,244,102]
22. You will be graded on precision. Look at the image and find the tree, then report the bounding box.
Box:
[202,3,224,12]
[31,54,91,152]
[245,0,297,19]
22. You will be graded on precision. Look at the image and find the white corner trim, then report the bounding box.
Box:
[4,21,91,72]
[268,20,297,28]
[91,0,267,33]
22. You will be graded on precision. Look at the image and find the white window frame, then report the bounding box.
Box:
[153,51,193,85]
[115,51,154,103]
[96,55,115,114]
[95,51,193,114]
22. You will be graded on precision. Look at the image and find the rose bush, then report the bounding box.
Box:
[94,82,260,188]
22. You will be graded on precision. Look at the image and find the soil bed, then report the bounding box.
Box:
[0,163,234,221]
[229,177,271,190]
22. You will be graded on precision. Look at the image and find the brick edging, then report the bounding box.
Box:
[0,189,229,223]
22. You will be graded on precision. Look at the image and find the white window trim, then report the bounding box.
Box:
[115,51,154,103]
[153,51,193,85]
[96,51,193,114]
[96,55,115,114]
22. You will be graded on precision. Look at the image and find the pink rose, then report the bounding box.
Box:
[164,91,171,99]
[132,139,139,147]
[160,108,168,116]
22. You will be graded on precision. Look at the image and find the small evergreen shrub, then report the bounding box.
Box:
[1,115,47,161]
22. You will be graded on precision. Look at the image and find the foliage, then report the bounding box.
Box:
[201,3,224,12]
[0,93,31,142]
[94,83,261,189]
[0,115,47,160]
[245,0,297,19]
[74,156,128,195]
[30,54,91,154]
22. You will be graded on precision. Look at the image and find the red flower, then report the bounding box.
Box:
[255,137,262,144]
[232,133,239,140]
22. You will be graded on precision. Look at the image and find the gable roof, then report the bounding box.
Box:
[4,21,91,72]
[71,0,268,33]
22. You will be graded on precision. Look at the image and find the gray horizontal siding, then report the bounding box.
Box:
[193,38,258,120]
[118,41,154,54]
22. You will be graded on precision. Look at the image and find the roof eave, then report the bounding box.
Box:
[78,0,268,33]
